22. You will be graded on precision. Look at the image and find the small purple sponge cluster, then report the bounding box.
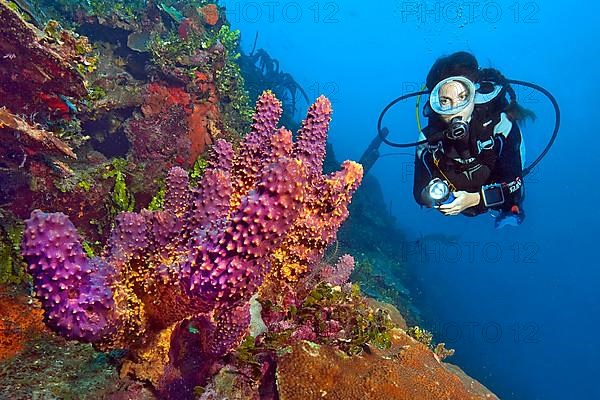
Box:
[22,211,115,342]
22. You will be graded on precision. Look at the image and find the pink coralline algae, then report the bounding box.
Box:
[320,254,356,286]
[20,91,363,396]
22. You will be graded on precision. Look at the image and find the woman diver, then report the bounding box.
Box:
[412,51,535,228]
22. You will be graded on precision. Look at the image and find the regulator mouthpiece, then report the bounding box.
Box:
[445,116,469,140]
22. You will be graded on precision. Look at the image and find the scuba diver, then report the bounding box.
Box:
[372,51,559,228]
[412,51,535,228]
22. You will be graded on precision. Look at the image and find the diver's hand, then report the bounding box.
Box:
[438,191,481,216]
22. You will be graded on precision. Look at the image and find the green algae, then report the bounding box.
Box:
[0,214,28,285]
[102,159,135,214]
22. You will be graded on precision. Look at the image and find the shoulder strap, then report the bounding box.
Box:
[493,112,513,138]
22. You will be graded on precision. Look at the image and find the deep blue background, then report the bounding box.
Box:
[223,1,599,398]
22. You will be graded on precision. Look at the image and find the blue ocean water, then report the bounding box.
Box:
[224,1,599,398]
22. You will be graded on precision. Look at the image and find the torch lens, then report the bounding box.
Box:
[429,180,449,201]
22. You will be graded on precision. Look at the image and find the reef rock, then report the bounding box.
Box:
[276,332,499,400]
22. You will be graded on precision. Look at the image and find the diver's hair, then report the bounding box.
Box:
[426,51,479,90]
[478,67,536,123]
[426,51,536,123]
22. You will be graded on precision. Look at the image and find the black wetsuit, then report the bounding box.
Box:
[413,109,524,216]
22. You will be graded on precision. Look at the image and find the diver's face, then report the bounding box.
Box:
[438,81,474,123]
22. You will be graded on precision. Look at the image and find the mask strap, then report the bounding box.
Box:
[474,83,504,104]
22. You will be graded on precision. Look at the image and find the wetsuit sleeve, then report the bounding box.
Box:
[484,120,524,211]
[413,146,437,207]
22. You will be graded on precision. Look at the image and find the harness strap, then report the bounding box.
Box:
[433,156,457,192]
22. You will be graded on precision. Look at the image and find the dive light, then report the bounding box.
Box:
[426,178,455,206]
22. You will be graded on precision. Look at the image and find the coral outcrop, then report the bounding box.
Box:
[0,1,250,248]
[0,0,88,115]
[0,1,91,169]
[0,107,77,165]
[20,91,363,397]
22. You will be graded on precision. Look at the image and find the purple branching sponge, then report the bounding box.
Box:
[20,90,363,392]
[182,158,305,305]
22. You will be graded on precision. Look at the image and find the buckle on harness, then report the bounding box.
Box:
[477,138,494,154]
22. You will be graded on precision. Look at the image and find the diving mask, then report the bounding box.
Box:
[429,76,476,115]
